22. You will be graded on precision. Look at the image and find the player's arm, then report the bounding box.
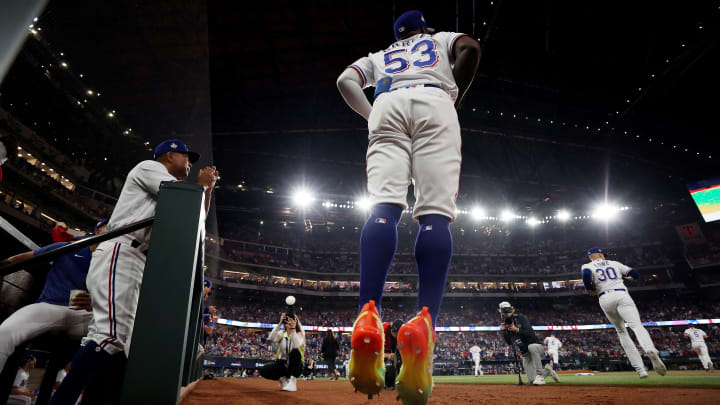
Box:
[451,36,481,109]
[2,241,70,265]
[581,268,597,295]
[336,68,372,120]
[543,337,549,345]
[621,263,640,281]
[1,251,34,264]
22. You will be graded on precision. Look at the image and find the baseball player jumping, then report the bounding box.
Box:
[50,140,218,404]
[582,248,667,378]
[544,333,562,371]
[336,10,480,405]
[684,326,714,371]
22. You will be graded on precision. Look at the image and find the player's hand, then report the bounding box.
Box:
[198,166,219,189]
[508,325,519,333]
[71,292,92,311]
[499,324,506,330]
[279,313,287,324]
[587,290,598,296]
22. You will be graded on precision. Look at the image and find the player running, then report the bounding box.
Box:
[581,248,667,378]
[544,333,562,371]
[469,341,483,376]
[684,326,713,371]
[336,10,480,405]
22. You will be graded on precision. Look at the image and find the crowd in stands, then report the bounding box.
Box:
[203,303,720,370]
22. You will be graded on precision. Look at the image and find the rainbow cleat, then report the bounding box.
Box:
[396,306,435,405]
[349,300,385,399]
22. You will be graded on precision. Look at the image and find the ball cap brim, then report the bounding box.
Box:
[154,139,201,163]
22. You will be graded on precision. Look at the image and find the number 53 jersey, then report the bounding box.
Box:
[581,259,633,295]
[349,32,469,102]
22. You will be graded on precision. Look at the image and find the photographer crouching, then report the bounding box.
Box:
[498,301,559,385]
[259,312,305,391]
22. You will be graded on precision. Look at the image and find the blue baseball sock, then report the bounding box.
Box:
[358,203,403,316]
[554,363,559,371]
[414,214,453,327]
[49,341,111,405]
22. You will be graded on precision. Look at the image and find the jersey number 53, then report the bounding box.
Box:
[384,39,439,74]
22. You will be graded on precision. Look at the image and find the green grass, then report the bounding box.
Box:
[431,371,720,388]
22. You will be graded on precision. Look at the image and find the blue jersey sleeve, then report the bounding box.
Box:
[33,242,71,256]
[582,268,595,290]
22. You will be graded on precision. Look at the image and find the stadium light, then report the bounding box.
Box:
[291,189,315,208]
[356,198,371,211]
[557,210,571,222]
[471,207,485,221]
[500,210,515,222]
[526,217,540,227]
[592,203,620,221]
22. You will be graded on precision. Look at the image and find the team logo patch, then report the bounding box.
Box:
[375,218,387,224]
[423,225,433,231]
[170,142,178,149]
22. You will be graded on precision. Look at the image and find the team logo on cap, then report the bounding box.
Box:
[398,26,405,33]
[421,16,425,22]
[170,142,178,149]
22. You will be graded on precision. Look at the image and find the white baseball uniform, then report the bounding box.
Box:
[469,344,482,376]
[684,327,712,369]
[84,160,177,355]
[582,258,659,374]
[545,336,562,365]
[348,32,468,221]
[8,368,33,405]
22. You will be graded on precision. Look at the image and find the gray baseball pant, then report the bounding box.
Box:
[522,343,550,383]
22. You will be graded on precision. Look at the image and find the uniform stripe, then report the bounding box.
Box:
[99,243,120,349]
[348,65,366,87]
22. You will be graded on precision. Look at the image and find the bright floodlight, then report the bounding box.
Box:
[557,210,571,221]
[471,207,485,221]
[592,203,619,221]
[526,217,540,227]
[501,210,515,222]
[356,198,371,210]
[292,189,314,207]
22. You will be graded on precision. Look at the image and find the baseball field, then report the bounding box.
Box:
[180,371,720,404]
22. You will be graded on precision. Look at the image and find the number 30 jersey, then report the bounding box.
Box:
[581,259,633,295]
[348,32,469,102]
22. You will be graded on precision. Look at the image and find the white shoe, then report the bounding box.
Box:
[647,351,667,376]
[279,376,288,390]
[639,371,648,379]
[533,375,546,385]
[282,376,297,391]
[545,363,560,382]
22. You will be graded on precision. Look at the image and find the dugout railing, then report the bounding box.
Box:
[0,182,208,404]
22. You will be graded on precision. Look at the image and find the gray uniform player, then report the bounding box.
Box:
[582,248,666,378]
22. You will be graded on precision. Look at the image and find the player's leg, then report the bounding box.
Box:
[408,87,461,326]
[360,93,412,314]
[551,351,559,371]
[63,306,93,341]
[50,242,145,404]
[698,344,712,370]
[0,302,68,370]
[600,296,646,376]
[617,294,666,375]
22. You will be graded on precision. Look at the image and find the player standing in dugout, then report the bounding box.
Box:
[336,10,480,405]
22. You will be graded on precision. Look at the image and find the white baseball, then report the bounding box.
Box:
[285,295,296,306]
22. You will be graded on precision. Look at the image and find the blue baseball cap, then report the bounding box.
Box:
[394,10,434,40]
[204,279,213,289]
[587,247,603,256]
[153,139,200,163]
[94,218,109,233]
